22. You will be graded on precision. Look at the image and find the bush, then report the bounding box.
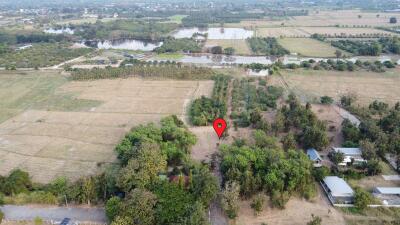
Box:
[320,96,334,105]
[0,210,4,224]
[354,188,372,210]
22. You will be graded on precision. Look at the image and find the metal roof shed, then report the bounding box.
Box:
[373,187,400,195]
[307,148,322,161]
[323,176,354,197]
[333,148,362,156]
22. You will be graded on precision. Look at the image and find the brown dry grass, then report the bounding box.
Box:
[234,186,346,225]
[0,78,214,183]
[269,69,400,106]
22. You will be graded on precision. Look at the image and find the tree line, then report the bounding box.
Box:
[331,37,400,56]
[70,63,215,80]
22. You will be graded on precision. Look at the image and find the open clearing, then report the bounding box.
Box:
[0,72,213,183]
[269,69,400,106]
[205,39,252,55]
[278,38,340,57]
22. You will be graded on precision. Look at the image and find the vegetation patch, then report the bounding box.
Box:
[189,75,230,126]
[0,43,92,68]
[247,37,289,56]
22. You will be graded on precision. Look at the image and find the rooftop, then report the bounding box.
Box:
[374,187,400,195]
[323,176,354,197]
[307,148,322,161]
[333,147,362,156]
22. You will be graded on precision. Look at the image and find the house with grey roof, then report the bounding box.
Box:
[332,147,366,166]
[307,148,322,167]
[321,176,354,204]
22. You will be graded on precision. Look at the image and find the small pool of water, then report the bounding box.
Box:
[173,28,254,40]
[44,27,74,34]
[96,39,163,51]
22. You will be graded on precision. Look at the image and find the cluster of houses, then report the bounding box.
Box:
[307,147,400,206]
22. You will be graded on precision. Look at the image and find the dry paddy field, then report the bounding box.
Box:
[231,10,400,28]
[0,71,213,183]
[269,69,400,106]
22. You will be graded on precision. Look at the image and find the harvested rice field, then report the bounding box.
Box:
[0,71,213,183]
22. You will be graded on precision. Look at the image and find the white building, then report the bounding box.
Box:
[332,147,366,166]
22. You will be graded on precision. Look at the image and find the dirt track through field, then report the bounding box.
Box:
[0,78,214,183]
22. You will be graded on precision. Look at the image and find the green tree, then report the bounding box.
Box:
[3,169,32,195]
[360,140,377,160]
[330,152,344,165]
[82,177,96,205]
[120,189,157,225]
[301,124,329,151]
[110,216,131,225]
[224,47,235,55]
[282,132,297,151]
[354,188,372,210]
[221,181,241,219]
[312,166,330,181]
[117,141,167,192]
[251,193,266,216]
[105,196,122,222]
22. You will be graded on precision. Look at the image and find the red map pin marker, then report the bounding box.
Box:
[213,118,227,139]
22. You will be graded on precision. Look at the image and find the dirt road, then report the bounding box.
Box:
[0,205,106,223]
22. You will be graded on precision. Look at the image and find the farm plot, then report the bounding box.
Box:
[257,27,310,38]
[278,38,340,57]
[0,75,214,183]
[269,69,400,106]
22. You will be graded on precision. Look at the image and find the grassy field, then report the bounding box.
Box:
[205,39,252,55]
[269,69,400,106]
[278,38,340,57]
[155,53,184,60]
[0,70,100,123]
[0,73,214,183]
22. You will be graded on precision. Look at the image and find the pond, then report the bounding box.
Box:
[96,39,163,51]
[173,28,254,40]
[44,27,74,34]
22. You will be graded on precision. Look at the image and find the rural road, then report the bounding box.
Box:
[0,205,107,223]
